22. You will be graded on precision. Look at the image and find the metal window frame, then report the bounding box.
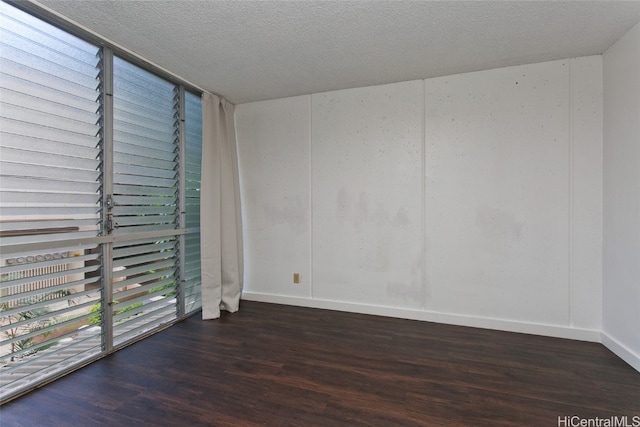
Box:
[101,46,115,353]
[0,1,204,404]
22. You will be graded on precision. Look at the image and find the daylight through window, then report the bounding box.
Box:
[0,2,203,403]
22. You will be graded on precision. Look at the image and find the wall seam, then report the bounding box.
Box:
[568,59,574,328]
[309,94,314,300]
[421,79,428,311]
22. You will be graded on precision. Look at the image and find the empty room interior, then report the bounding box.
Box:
[1,0,639,425]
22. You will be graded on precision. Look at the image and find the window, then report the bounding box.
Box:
[0,2,202,402]
[184,92,203,313]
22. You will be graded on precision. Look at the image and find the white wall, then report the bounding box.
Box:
[236,96,311,299]
[603,21,640,371]
[236,56,603,341]
[312,81,424,308]
[425,59,602,330]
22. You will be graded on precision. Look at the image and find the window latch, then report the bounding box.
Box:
[106,213,114,234]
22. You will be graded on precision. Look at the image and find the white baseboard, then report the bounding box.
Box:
[601,332,640,373]
[241,291,601,342]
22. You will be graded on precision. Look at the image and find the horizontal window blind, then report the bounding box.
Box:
[0,243,103,396]
[0,2,101,246]
[184,92,202,312]
[183,233,202,313]
[111,57,180,344]
[0,3,103,399]
[111,237,178,346]
[0,2,203,403]
[112,57,179,235]
[185,92,202,230]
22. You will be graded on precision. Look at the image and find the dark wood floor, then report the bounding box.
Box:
[2,301,639,426]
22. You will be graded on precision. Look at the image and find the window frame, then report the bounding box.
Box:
[0,1,203,403]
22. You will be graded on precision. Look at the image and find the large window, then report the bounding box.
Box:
[0,2,202,402]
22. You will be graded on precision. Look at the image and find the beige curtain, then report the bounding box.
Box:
[200,93,243,320]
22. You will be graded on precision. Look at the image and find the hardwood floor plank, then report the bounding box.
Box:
[1,301,638,426]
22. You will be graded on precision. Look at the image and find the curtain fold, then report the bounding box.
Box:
[200,93,244,320]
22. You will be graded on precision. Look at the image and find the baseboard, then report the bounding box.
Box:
[240,292,601,342]
[601,332,640,373]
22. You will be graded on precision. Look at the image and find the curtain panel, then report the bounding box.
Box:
[200,93,244,319]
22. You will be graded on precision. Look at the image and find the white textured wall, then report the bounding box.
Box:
[236,96,311,298]
[236,56,603,341]
[424,59,602,328]
[311,81,424,308]
[603,21,640,371]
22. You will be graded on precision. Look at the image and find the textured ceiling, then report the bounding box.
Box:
[34,0,640,104]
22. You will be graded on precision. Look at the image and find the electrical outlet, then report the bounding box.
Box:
[293,273,300,284]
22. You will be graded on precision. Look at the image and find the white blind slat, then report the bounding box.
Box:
[113,163,177,180]
[112,205,175,216]
[113,153,176,170]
